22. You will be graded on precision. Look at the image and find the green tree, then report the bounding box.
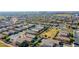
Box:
[69,37,74,43]
[77,23,79,26]
[6,38,10,42]
[31,36,38,43]
[19,40,29,47]
[69,32,73,37]
[3,35,9,39]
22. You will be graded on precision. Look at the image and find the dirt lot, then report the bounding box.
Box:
[0,40,13,47]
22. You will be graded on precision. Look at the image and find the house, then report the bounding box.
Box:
[1,28,8,32]
[25,33,35,41]
[27,24,44,35]
[0,34,5,39]
[9,32,25,46]
[26,29,36,35]
[40,39,59,47]
[55,31,70,42]
[74,30,79,45]
[8,30,16,35]
[27,24,35,29]
[2,31,10,35]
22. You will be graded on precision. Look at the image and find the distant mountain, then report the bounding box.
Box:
[0,11,79,16]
